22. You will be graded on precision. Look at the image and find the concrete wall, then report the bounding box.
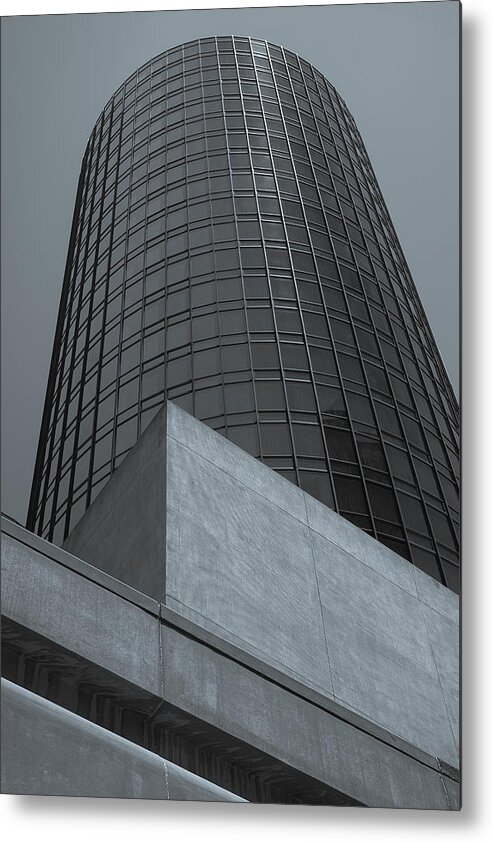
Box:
[63,406,167,599]
[64,402,458,770]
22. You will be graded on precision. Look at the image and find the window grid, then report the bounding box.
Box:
[306,61,457,581]
[37,131,98,540]
[28,37,460,591]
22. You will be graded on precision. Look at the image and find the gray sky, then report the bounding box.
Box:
[1,1,460,525]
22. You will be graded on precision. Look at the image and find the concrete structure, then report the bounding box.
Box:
[2,402,459,807]
[2,681,244,801]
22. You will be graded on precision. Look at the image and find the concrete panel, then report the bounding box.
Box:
[161,626,458,810]
[167,401,307,523]
[420,603,460,754]
[310,532,434,671]
[1,680,244,801]
[304,491,418,597]
[63,406,167,600]
[309,529,458,767]
[2,533,161,697]
[441,678,460,756]
[165,437,332,696]
[421,604,460,690]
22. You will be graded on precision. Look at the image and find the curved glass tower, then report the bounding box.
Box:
[27,37,460,591]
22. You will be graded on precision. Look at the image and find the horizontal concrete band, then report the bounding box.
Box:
[1,516,458,781]
[1,520,459,808]
[1,679,245,801]
[2,616,361,806]
[2,515,160,617]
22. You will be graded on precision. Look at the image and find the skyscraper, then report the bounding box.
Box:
[27,36,460,591]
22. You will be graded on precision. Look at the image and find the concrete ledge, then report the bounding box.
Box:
[160,626,459,810]
[2,515,160,616]
[2,528,161,698]
[1,679,244,801]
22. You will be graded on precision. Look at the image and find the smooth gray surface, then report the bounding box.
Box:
[310,530,457,764]
[165,438,333,696]
[167,401,307,523]
[63,406,166,599]
[1,679,244,801]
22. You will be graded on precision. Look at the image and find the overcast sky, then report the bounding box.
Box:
[1,1,460,525]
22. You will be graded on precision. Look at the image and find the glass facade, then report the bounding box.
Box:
[27,37,460,591]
